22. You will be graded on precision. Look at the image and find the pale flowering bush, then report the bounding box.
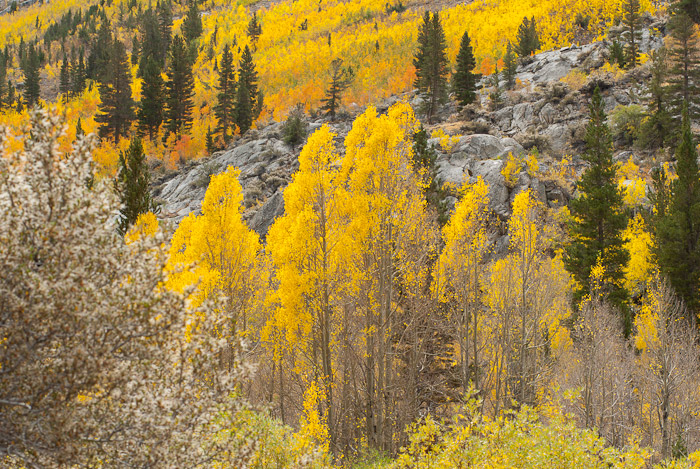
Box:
[0,110,262,467]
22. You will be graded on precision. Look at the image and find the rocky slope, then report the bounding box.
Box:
[154,17,664,239]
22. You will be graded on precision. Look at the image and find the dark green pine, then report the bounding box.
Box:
[565,86,630,332]
[453,30,479,106]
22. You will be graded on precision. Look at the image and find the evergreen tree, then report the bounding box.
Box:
[0,54,7,110]
[489,65,503,110]
[22,45,40,108]
[236,45,261,130]
[413,11,449,123]
[88,19,113,84]
[515,16,540,57]
[114,137,159,235]
[678,0,700,23]
[666,9,700,123]
[164,35,194,138]
[640,48,672,149]
[281,104,307,149]
[59,56,70,98]
[205,125,216,154]
[214,44,236,143]
[453,30,479,106]
[413,124,448,225]
[565,87,630,332]
[235,79,252,134]
[157,0,173,60]
[247,11,262,48]
[137,56,165,139]
[182,1,203,44]
[503,41,517,89]
[609,39,627,68]
[320,58,354,121]
[139,8,165,69]
[96,38,135,141]
[76,117,84,137]
[71,50,86,96]
[654,109,700,316]
[621,0,643,68]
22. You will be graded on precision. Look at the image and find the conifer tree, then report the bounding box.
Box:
[413,11,449,123]
[71,50,86,96]
[157,0,173,60]
[115,137,158,236]
[182,1,203,44]
[88,20,113,84]
[622,0,643,68]
[0,54,8,110]
[320,58,354,121]
[503,41,517,89]
[667,9,700,123]
[654,109,700,316]
[96,39,135,141]
[247,11,262,48]
[640,48,672,149]
[413,124,447,224]
[76,117,84,137]
[235,79,253,134]
[215,44,236,143]
[678,0,700,23]
[565,87,630,331]
[164,35,194,138]
[22,45,40,108]
[515,16,540,57]
[59,56,70,98]
[205,125,216,154]
[137,56,165,139]
[235,45,260,132]
[139,7,165,68]
[453,30,479,106]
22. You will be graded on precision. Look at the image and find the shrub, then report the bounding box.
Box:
[610,104,645,145]
[281,104,308,148]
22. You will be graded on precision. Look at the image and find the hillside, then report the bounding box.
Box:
[7,0,700,467]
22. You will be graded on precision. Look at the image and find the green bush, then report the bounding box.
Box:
[282,105,308,148]
[610,104,645,145]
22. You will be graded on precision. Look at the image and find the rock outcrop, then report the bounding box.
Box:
[155,21,663,238]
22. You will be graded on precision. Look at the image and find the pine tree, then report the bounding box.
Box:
[76,117,84,137]
[654,108,700,316]
[640,48,672,149]
[214,44,236,143]
[0,54,7,110]
[139,7,165,69]
[565,87,630,332]
[114,137,159,236]
[235,45,260,131]
[205,125,216,154]
[413,11,449,123]
[59,56,70,98]
[621,0,643,68]
[453,30,479,106]
[678,0,700,23]
[88,20,113,84]
[22,45,40,108]
[503,41,517,89]
[413,124,448,224]
[515,16,540,57]
[157,0,173,60]
[164,35,194,138]
[320,58,354,121]
[182,1,203,44]
[235,79,253,134]
[247,11,262,48]
[137,56,165,139]
[71,50,86,95]
[666,9,700,124]
[96,38,135,141]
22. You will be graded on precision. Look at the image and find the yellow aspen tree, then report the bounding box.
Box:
[633,278,700,459]
[434,177,490,392]
[266,125,344,448]
[483,190,571,412]
[166,166,263,339]
[339,102,435,452]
